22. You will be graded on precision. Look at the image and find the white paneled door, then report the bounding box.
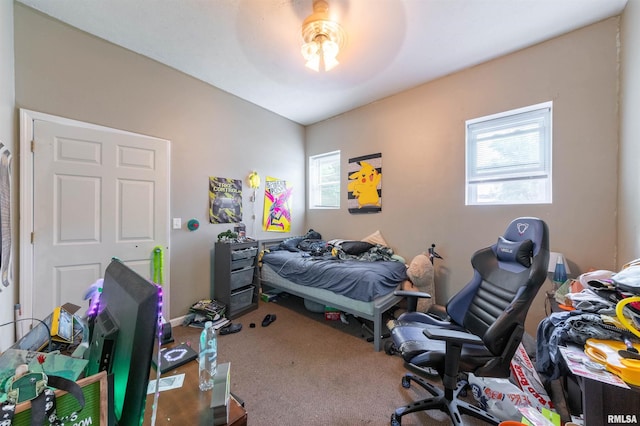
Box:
[20,110,170,323]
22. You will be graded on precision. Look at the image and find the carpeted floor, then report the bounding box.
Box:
[173,294,492,426]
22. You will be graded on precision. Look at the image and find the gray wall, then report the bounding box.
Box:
[306,18,620,333]
[13,4,306,320]
[0,1,17,350]
[619,0,640,265]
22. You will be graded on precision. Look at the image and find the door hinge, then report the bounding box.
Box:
[31,232,34,244]
[31,140,35,152]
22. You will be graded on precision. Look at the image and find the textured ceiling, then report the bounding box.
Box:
[16,0,628,125]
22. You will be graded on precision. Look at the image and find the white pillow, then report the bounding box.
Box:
[327,239,345,247]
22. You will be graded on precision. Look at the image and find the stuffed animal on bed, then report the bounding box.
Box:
[402,252,435,313]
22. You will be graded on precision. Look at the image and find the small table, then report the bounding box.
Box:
[581,376,640,424]
[143,328,247,426]
[558,333,640,423]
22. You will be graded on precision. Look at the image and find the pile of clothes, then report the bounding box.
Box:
[536,264,640,380]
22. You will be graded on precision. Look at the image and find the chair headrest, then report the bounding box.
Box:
[501,217,546,257]
[496,237,533,267]
[492,217,547,273]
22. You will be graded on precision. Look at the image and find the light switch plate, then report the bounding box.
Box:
[172,218,181,229]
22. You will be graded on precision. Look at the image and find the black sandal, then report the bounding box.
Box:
[261,314,276,327]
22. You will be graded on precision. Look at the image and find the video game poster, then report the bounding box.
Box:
[262,176,292,233]
[209,177,242,224]
[347,153,382,214]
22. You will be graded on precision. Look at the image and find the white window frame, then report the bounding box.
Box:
[309,150,340,209]
[465,101,552,205]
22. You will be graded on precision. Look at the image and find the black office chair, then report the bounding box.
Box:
[387,217,549,426]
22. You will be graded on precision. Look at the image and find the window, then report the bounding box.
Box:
[309,151,340,209]
[466,102,552,205]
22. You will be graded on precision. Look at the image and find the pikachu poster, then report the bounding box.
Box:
[347,153,382,214]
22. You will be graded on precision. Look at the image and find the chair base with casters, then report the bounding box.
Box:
[391,373,501,426]
[390,323,524,425]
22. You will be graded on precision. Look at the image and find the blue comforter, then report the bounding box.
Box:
[261,250,407,302]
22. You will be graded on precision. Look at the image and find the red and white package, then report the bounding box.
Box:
[510,343,554,412]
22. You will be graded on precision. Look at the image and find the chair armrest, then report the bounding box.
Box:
[394,290,431,313]
[393,290,431,299]
[422,327,483,345]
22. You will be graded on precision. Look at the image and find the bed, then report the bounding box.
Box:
[259,236,408,351]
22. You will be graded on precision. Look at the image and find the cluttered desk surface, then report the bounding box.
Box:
[538,267,640,424]
[143,326,247,426]
[540,272,640,388]
[1,327,245,426]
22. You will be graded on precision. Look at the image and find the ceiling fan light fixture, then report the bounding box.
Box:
[301,0,345,72]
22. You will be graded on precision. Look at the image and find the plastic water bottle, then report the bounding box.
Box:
[199,321,217,391]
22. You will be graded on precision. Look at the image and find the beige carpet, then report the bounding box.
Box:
[176,295,490,426]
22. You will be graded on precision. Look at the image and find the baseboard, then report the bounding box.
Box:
[169,315,186,327]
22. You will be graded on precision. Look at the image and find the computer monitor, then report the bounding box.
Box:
[85,259,160,425]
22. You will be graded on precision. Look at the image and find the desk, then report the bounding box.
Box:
[546,303,640,423]
[581,376,640,424]
[143,330,247,426]
[560,346,640,423]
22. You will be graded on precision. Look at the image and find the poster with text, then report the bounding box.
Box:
[209,177,242,224]
[347,153,382,214]
[262,176,292,232]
